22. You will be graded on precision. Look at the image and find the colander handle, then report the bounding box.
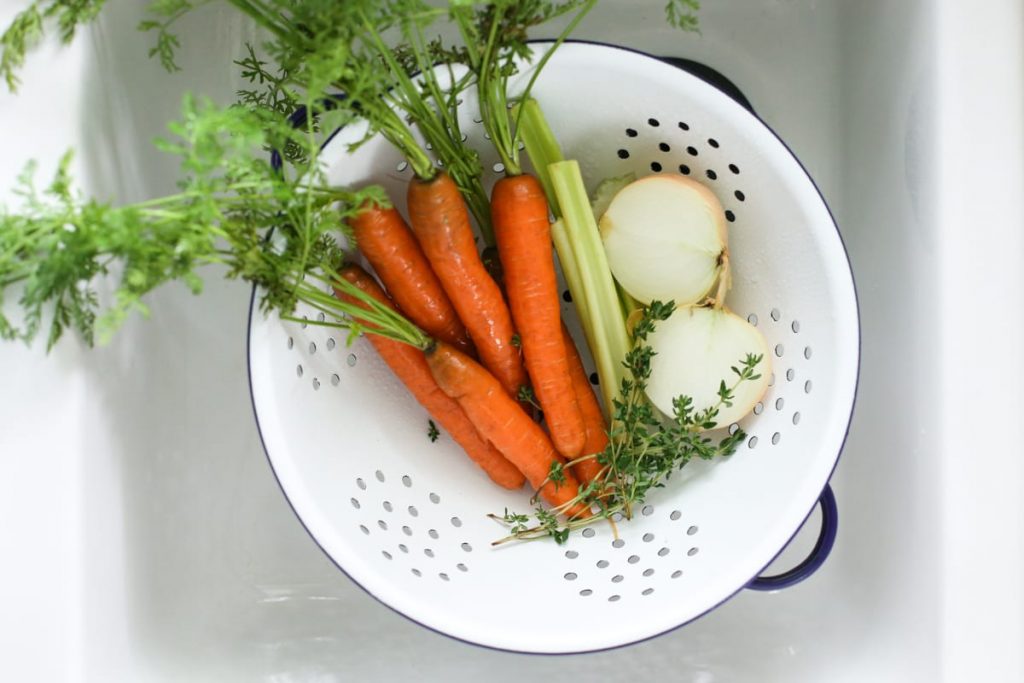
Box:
[746,484,838,591]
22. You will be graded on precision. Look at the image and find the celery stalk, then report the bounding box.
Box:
[551,217,593,338]
[550,160,631,414]
[514,99,564,216]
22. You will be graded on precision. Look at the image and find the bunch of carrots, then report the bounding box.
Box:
[307,3,612,520]
[340,148,604,521]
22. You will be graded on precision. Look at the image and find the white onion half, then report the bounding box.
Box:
[599,175,727,305]
[645,305,771,429]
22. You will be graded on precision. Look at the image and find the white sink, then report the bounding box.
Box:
[2,0,1022,680]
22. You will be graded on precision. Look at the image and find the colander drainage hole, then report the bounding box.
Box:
[650,161,662,172]
[312,377,320,390]
[402,526,413,536]
[768,372,776,387]
[686,145,698,156]
[347,353,357,367]
[775,344,785,357]
[641,505,654,516]
[296,364,303,378]
[492,162,505,174]
[461,542,472,552]
[597,560,609,569]
[748,313,758,326]
[647,117,660,127]
[580,589,593,597]
[643,532,655,542]
[457,563,468,572]
[706,169,717,180]
[643,568,655,577]
[612,575,624,583]
[628,555,640,564]
[562,289,572,302]
[791,320,800,333]
[735,190,746,202]
[672,570,683,579]
[679,164,690,175]
[382,550,392,560]
[617,148,629,159]
[565,550,578,559]
[589,373,599,385]
[287,337,294,350]
[308,341,316,354]
[356,478,366,490]
[753,402,764,415]
[450,516,462,527]
[317,312,325,323]
[608,595,621,602]
[359,524,369,535]
[804,346,813,359]
[424,548,434,558]
[411,568,422,577]
[439,573,450,581]
[786,368,795,382]
[564,572,577,581]
[398,544,408,553]
[582,528,595,538]
[729,163,741,174]
[748,436,759,449]
[428,529,439,539]
[401,475,412,487]
[805,380,813,394]
[382,501,392,512]
[429,493,441,504]
[378,520,388,530]
[350,498,360,509]
[776,398,785,411]
[642,588,655,596]
[793,412,801,425]
[375,470,385,482]
[625,127,637,137]
[688,547,700,556]
[658,142,670,152]
[678,121,690,130]
[670,510,682,521]
[408,505,418,517]
[772,432,781,445]
[396,161,408,172]
[330,373,340,386]
[612,539,625,549]
[658,547,670,557]
[687,525,699,536]
[725,210,736,222]
[771,308,781,321]
[729,423,740,435]
[708,138,719,148]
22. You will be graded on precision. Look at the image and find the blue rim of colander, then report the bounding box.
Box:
[247,38,861,654]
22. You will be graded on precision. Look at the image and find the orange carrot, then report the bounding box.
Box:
[336,265,524,490]
[406,172,528,399]
[492,175,585,458]
[562,324,608,487]
[426,341,590,520]
[349,200,474,355]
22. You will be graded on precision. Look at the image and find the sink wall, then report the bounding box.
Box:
[2,1,1021,681]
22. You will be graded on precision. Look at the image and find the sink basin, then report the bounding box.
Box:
[1,0,1022,680]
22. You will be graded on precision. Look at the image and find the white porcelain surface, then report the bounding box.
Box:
[1,0,1022,680]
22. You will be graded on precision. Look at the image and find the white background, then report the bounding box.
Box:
[1,1,1022,681]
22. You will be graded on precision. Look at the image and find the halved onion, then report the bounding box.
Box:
[645,305,770,429]
[599,175,727,305]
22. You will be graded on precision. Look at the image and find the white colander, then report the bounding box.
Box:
[247,42,859,653]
